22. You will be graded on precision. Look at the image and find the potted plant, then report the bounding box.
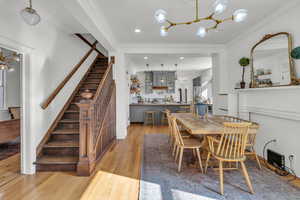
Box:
[239,57,250,89]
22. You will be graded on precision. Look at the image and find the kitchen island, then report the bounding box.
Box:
[130,103,190,125]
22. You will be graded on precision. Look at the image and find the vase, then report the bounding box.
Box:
[240,81,246,89]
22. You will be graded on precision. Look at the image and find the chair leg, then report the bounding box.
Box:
[195,148,204,173]
[172,143,177,157]
[178,147,184,172]
[219,161,224,195]
[192,149,196,158]
[240,161,254,194]
[254,151,262,169]
[175,146,180,161]
[204,152,211,173]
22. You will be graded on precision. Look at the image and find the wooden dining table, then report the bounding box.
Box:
[170,113,259,136]
[170,113,259,167]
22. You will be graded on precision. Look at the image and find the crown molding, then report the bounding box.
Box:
[226,1,300,47]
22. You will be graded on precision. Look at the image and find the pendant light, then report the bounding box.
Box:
[20,0,41,26]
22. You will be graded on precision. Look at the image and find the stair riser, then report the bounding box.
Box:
[62,113,79,120]
[84,78,101,83]
[82,83,98,89]
[50,134,79,141]
[91,69,106,73]
[87,74,103,79]
[36,164,77,172]
[68,104,79,110]
[42,147,79,156]
[56,123,79,130]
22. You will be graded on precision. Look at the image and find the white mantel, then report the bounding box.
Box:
[228,85,300,177]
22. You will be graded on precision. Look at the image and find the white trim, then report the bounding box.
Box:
[240,106,300,121]
[235,85,300,92]
[0,34,34,174]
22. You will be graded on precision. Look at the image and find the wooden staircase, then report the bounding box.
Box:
[35,57,109,172]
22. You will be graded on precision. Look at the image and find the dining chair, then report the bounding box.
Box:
[204,122,254,195]
[170,116,203,173]
[217,115,261,169]
[165,110,191,157]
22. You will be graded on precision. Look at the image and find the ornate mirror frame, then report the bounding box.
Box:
[250,32,299,88]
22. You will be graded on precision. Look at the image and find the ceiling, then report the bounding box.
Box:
[127,54,212,72]
[93,0,291,44]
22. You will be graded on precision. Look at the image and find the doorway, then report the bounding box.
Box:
[0,46,22,183]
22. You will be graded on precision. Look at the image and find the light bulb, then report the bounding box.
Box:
[213,0,228,15]
[160,26,168,37]
[155,9,167,24]
[20,7,41,25]
[233,9,248,23]
[8,68,15,72]
[196,27,207,38]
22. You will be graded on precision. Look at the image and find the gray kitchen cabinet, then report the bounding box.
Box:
[144,72,153,94]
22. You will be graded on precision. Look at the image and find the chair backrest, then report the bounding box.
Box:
[215,115,259,147]
[208,122,251,160]
[165,110,172,134]
[170,116,184,146]
[8,107,20,119]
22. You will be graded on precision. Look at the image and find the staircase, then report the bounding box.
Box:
[35,57,108,172]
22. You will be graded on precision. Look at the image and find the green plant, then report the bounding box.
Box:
[291,47,300,59]
[239,57,250,67]
[239,57,250,83]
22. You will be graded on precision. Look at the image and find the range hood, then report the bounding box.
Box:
[152,86,168,90]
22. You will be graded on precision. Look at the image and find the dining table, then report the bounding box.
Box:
[170,113,259,167]
[170,113,259,135]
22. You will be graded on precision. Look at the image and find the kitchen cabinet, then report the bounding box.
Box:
[144,72,153,94]
[144,71,176,93]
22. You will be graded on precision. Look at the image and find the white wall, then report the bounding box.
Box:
[226,2,300,176]
[0,0,98,173]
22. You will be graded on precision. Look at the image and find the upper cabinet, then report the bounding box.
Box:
[144,72,153,94]
[144,71,176,94]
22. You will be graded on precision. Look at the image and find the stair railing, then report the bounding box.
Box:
[76,56,116,176]
[41,41,102,109]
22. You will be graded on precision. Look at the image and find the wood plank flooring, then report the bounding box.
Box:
[0,124,299,200]
[0,125,167,200]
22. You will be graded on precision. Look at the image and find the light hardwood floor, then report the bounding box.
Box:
[0,124,299,200]
[0,125,168,200]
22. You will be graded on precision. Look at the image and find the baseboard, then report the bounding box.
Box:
[257,155,300,188]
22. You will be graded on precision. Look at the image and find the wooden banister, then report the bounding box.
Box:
[41,42,98,109]
[76,56,116,176]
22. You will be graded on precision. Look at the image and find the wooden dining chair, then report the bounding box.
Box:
[204,122,254,195]
[170,116,203,173]
[165,110,191,157]
[216,115,262,169]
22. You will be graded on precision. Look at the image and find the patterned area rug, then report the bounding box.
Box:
[139,134,300,200]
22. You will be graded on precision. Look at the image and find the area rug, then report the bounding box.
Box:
[139,134,300,200]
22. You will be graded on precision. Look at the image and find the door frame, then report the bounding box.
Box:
[0,35,34,174]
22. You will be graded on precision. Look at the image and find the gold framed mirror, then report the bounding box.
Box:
[250,32,299,88]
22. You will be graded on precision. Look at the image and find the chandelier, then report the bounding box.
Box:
[0,50,20,71]
[154,0,248,37]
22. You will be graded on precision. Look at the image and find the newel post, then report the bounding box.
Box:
[76,89,93,176]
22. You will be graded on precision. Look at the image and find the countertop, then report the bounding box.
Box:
[130,103,190,106]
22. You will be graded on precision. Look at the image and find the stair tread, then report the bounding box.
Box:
[53,129,79,134]
[36,155,78,164]
[65,110,79,113]
[45,140,79,148]
[59,119,79,123]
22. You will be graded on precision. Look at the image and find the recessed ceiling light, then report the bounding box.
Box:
[144,56,148,60]
[134,28,142,33]
[179,57,185,60]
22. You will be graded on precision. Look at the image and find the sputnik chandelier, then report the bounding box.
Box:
[154,0,248,37]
